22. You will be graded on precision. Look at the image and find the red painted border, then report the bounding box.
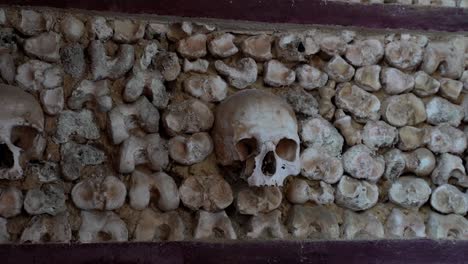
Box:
[3,0,468,32]
[1,240,467,264]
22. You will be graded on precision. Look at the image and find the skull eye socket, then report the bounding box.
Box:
[236,138,258,161]
[275,138,297,162]
[0,143,14,169]
[11,125,39,150]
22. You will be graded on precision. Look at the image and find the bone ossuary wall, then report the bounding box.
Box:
[0,6,468,243]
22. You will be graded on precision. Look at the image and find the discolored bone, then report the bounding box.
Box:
[397,126,426,151]
[40,87,64,115]
[213,89,301,186]
[336,176,379,211]
[287,205,340,239]
[324,55,355,82]
[60,15,84,42]
[89,40,134,80]
[236,186,282,215]
[55,110,100,143]
[0,187,23,218]
[421,38,465,79]
[12,9,53,36]
[20,213,71,243]
[342,144,385,182]
[383,149,410,181]
[89,16,113,40]
[295,64,328,90]
[247,210,287,239]
[385,38,424,71]
[118,134,169,174]
[404,148,436,177]
[300,147,343,184]
[15,60,60,92]
[134,209,185,241]
[108,97,160,144]
[345,39,384,67]
[335,83,380,122]
[427,212,468,239]
[162,99,213,136]
[0,218,8,243]
[177,33,207,59]
[194,210,237,239]
[424,124,466,154]
[381,67,414,95]
[208,33,238,57]
[0,84,46,180]
[318,35,348,56]
[129,170,179,211]
[183,58,209,73]
[431,153,468,187]
[425,96,464,127]
[153,51,181,81]
[276,86,318,117]
[275,32,318,62]
[68,79,112,112]
[385,208,426,238]
[439,78,463,102]
[413,71,440,97]
[286,178,334,205]
[388,176,431,208]
[263,60,295,87]
[29,161,59,183]
[431,184,468,215]
[241,34,273,61]
[342,210,384,239]
[214,58,257,89]
[183,74,227,102]
[112,19,145,43]
[24,32,61,62]
[381,93,426,127]
[24,184,66,215]
[179,174,233,211]
[72,176,127,210]
[333,109,362,146]
[60,142,106,181]
[79,211,128,243]
[354,65,381,92]
[318,81,336,120]
[362,120,398,150]
[168,132,213,165]
[300,117,343,157]
[0,53,14,84]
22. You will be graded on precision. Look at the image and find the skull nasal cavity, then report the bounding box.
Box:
[262,151,276,176]
[275,138,297,162]
[0,144,14,168]
[11,126,39,149]
[236,138,258,161]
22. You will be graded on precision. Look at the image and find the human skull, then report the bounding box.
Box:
[213,89,300,186]
[0,84,45,180]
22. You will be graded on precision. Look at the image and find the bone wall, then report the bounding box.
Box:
[0,7,468,243]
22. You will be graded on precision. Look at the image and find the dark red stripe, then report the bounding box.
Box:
[0,239,467,264]
[3,0,468,32]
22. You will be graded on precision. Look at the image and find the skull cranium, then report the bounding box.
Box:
[213,89,300,186]
[0,84,45,180]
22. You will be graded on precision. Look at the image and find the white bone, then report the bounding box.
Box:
[431,184,468,215]
[247,210,287,239]
[388,176,431,208]
[427,212,468,239]
[118,134,169,174]
[179,175,233,211]
[342,210,384,239]
[241,34,273,61]
[168,132,213,165]
[72,176,127,210]
[79,211,128,243]
[345,39,384,67]
[385,208,426,238]
[129,170,179,211]
[214,58,257,89]
[236,186,282,215]
[68,80,112,112]
[336,176,379,211]
[335,83,380,122]
[287,205,340,239]
[134,209,185,241]
[89,40,134,80]
[286,178,334,205]
[194,210,237,239]
[208,33,238,58]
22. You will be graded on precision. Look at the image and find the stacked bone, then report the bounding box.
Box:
[1,7,468,243]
